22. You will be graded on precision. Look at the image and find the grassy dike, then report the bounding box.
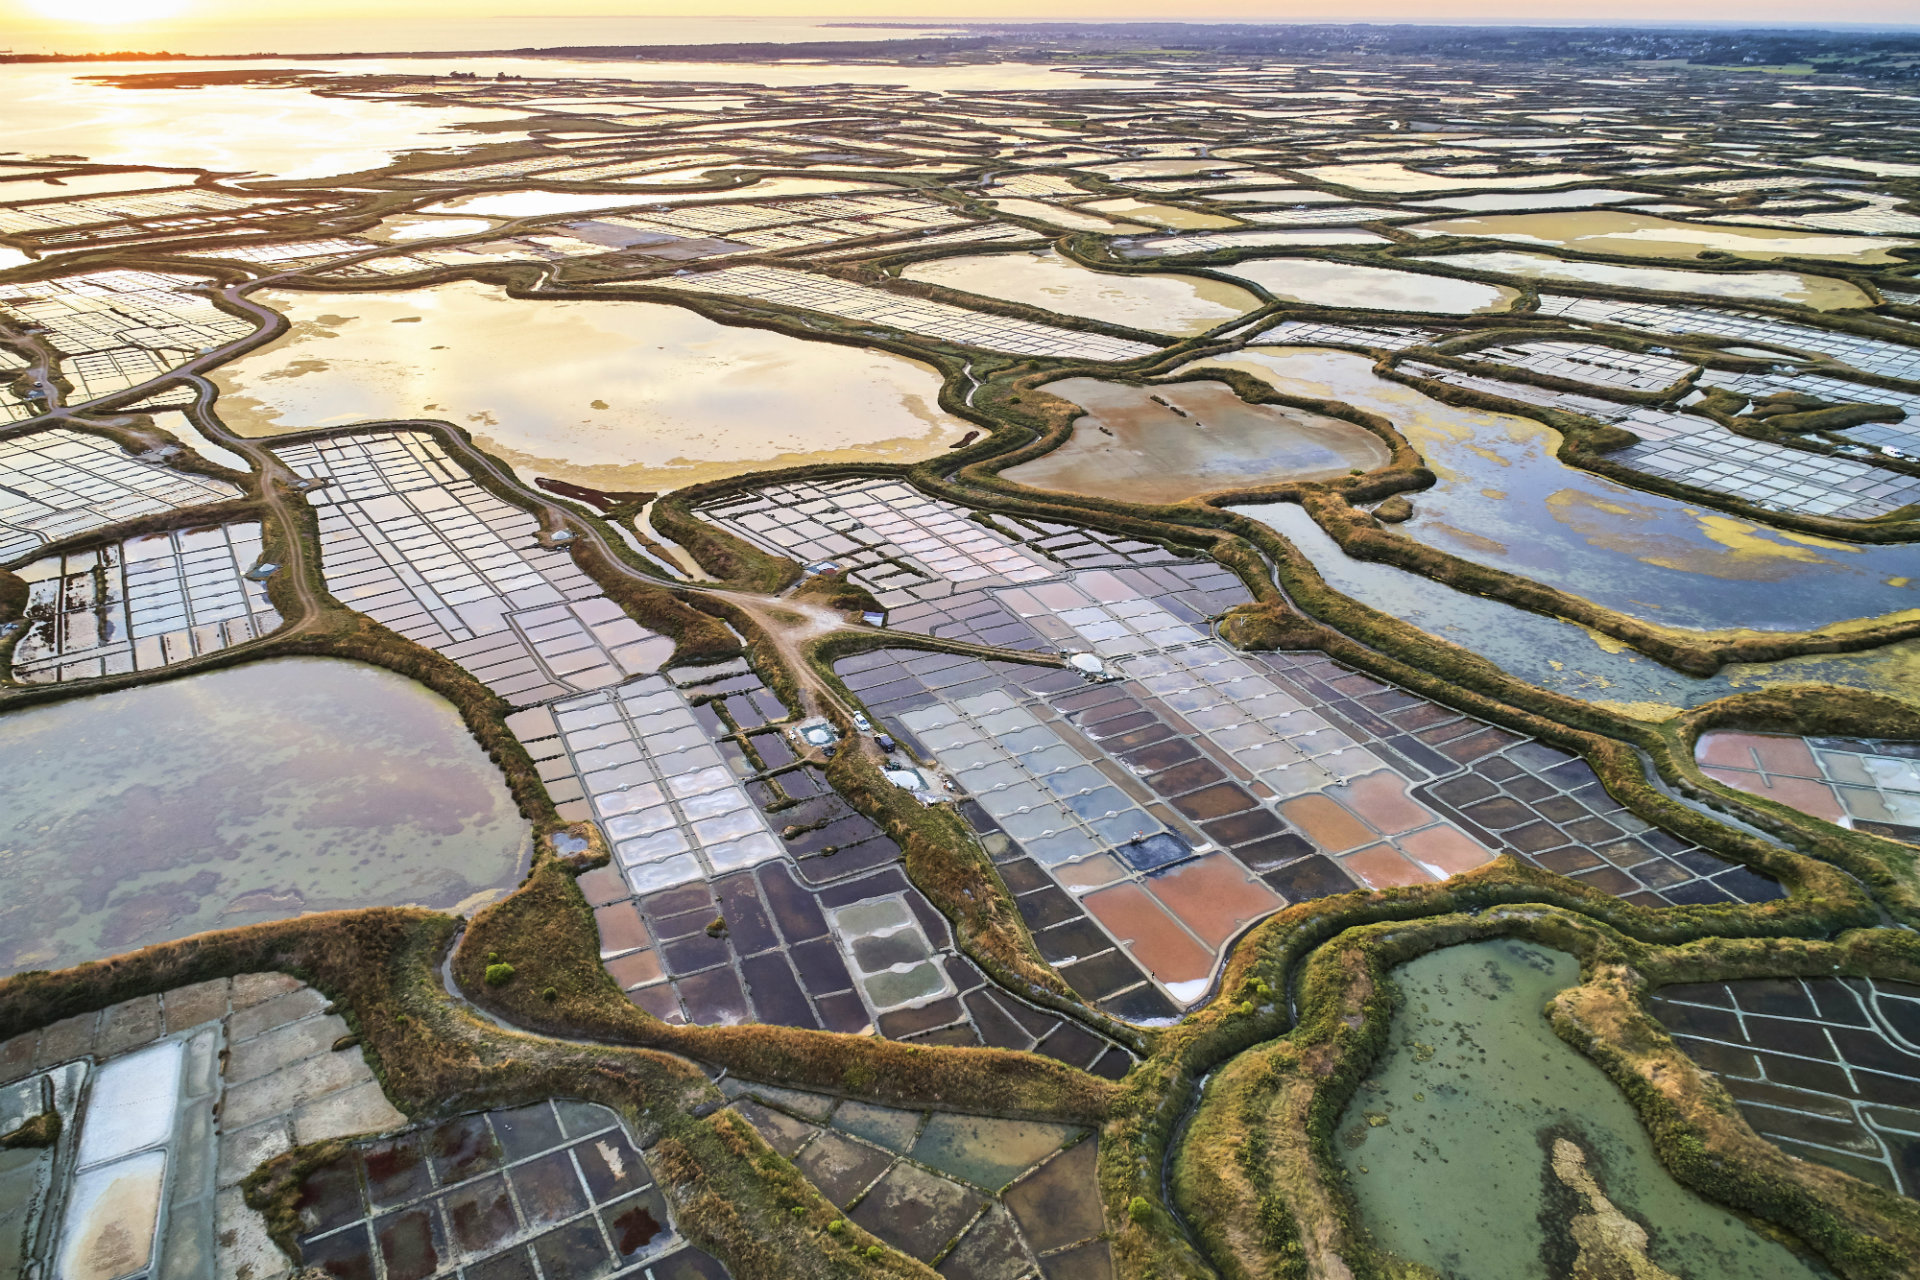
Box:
[0,490,561,828]
[443,598,1148,1070]
[15,170,1918,1274]
[1661,688,1920,891]
[1186,364,1920,671]
[1047,846,1920,1279]
[1225,525,1920,921]
[10,105,1920,1280]
[107,394,1117,1065]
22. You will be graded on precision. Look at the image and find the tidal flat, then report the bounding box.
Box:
[210,279,970,491]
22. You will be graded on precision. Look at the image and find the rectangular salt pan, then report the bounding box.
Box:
[56,1148,168,1280]
[74,1038,184,1169]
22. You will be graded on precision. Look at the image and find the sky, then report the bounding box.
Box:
[3,0,1916,56]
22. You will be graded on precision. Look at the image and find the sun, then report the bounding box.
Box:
[22,0,189,22]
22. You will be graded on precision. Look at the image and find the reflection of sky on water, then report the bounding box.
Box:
[4,17,960,58]
[1417,250,1868,310]
[0,658,528,978]
[2,55,1099,181]
[903,250,1259,337]
[3,62,529,180]
[212,279,964,492]
[1239,501,1920,713]
[1238,501,1741,708]
[1219,259,1517,314]
[1199,348,1917,633]
[422,176,880,218]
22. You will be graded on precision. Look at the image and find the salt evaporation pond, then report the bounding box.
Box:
[1205,188,1350,204]
[1408,209,1915,264]
[1115,229,1390,259]
[1193,347,1918,633]
[422,176,880,218]
[1236,501,1740,710]
[365,214,497,243]
[1218,259,1517,314]
[1339,940,1830,1279]
[1417,250,1871,311]
[1080,197,1243,230]
[1405,188,1653,212]
[0,658,530,977]
[211,279,969,492]
[1235,502,1920,717]
[1296,163,1592,193]
[901,249,1258,336]
[1008,377,1389,503]
[985,199,1149,233]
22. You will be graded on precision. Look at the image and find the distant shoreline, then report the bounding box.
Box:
[4,22,1919,83]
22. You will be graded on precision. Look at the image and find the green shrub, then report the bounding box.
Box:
[484,962,515,987]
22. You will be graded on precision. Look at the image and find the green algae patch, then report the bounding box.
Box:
[1337,939,1827,1279]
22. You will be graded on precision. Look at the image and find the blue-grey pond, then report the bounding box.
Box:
[1196,347,1916,633]
[0,658,530,977]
